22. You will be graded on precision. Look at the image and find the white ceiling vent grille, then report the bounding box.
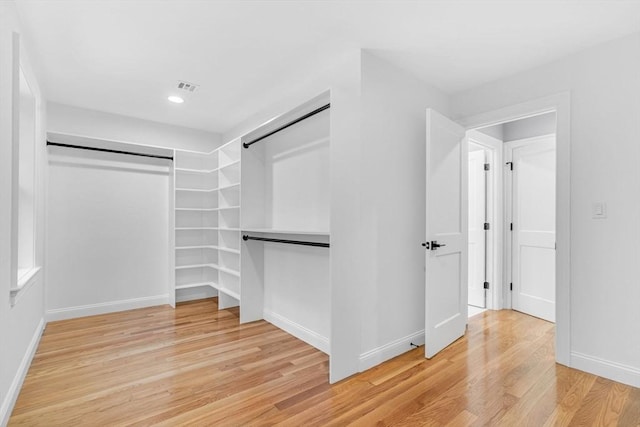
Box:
[177,81,198,92]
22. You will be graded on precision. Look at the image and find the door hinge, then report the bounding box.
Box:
[510,223,513,231]
[510,283,513,291]
[483,282,490,289]
[506,161,513,171]
[484,163,490,171]
[484,222,490,230]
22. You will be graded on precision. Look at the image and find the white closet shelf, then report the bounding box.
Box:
[175,281,239,301]
[218,206,240,210]
[175,245,219,250]
[218,160,240,171]
[175,208,218,211]
[218,266,240,277]
[218,286,240,301]
[219,227,240,232]
[175,245,239,254]
[218,183,240,191]
[241,228,330,236]
[175,167,217,174]
[175,282,217,290]
[218,247,240,254]
[175,263,219,270]
[175,187,217,193]
[175,227,218,231]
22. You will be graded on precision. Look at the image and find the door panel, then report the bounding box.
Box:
[510,137,556,322]
[468,147,486,308]
[425,109,468,359]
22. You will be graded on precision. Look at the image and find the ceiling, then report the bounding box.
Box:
[16,0,640,134]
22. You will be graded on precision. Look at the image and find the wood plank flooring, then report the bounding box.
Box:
[10,299,640,426]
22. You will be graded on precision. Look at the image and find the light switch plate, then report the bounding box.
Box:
[592,202,607,219]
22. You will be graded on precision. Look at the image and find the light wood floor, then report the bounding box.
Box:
[10,299,640,426]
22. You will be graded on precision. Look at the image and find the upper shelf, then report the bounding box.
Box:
[175,187,217,193]
[241,228,329,236]
[175,167,218,175]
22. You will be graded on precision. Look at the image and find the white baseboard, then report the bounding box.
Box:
[359,330,425,372]
[263,309,329,355]
[571,351,640,388]
[45,294,169,322]
[0,318,45,427]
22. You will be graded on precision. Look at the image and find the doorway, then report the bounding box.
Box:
[425,93,570,366]
[468,112,557,322]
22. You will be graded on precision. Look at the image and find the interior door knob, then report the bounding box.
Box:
[430,241,446,250]
[421,242,430,249]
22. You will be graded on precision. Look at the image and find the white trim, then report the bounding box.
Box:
[571,352,640,388]
[503,133,555,149]
[263,309,329,355]
[0,318,45,427]
[359,330,425,372]
[459,92,571,367]
[10,265,41,306]
[45,294,169,322]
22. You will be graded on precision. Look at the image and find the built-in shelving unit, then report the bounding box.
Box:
[173,139,241,306]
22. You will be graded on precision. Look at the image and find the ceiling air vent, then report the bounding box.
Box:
[177,81,198,92]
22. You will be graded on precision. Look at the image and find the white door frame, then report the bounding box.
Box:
[466,130,502,311]
[457,92,571,367]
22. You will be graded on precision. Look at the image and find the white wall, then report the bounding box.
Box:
[48,102,221,153]
[503,112,556,141]
[452,32,640,387]
[358,51,450,368]
[46,148,171,320]
[0,2,46,424]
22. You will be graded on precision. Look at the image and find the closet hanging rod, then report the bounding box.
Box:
[46,141,174,161]
[242,234,330,248]
[242,103,330,149]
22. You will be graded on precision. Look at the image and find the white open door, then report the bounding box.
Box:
[508,136,556,322]
[468,145,486,308]
[425,109,468,359]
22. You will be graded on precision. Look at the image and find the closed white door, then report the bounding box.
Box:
[425,109,468,359]
[508,136,556,322]
[468,146,486,308]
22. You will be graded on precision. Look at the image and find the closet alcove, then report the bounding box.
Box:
[240,93,331,353]
[172,92,336,375]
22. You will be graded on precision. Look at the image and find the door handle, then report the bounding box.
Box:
[430,241,446,250]
[421,242,430,249]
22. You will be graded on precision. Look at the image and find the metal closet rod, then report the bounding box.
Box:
[242,234,330,248]
[46,141,174,161]
[242,103,330,149]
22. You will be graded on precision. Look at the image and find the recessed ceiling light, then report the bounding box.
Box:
[168,95,184,104]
